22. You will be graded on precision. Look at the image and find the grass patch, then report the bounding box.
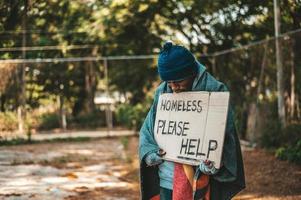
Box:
[38,154,90,168]
[10,154,90,168]
[0,136,93,146]
[120,136,129,150]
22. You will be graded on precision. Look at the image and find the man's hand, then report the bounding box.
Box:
[145,149,166,167]
[199,160,219,175]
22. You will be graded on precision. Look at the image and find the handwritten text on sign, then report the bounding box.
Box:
[154,92,229,168]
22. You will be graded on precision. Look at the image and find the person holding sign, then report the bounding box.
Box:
[139,42,245,200]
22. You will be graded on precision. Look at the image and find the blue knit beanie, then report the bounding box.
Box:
[157,42,198,81]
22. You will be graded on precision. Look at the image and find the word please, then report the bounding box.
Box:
[156,119,190,136]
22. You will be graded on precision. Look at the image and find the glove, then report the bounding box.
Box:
[145,149,166,166]
[199,160,219,175]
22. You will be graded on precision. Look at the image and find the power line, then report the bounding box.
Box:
[106,55,156,60]
[210,38,273,57]
[1,28,300,53]
[0,57,102,64]
[0,28,300,63]
[209,28,301,57]
[0,45,100,52]
[0,30,89,34]
[0,55,157,64]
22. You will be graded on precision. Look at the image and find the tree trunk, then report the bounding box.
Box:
[0,94,6,112]
[289,39,296,120]
[274,0,286,127]
[84,62,96,113]
[247,44,268,143]
[58,95,67,130]
[103,59,113,130]
[211,57,217,77]
[83,48,98,114]
[18,0,28,133]
[296,94,301,119]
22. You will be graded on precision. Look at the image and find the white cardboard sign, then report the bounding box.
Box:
[154,91,229,169]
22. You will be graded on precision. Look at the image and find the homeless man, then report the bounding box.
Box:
[139,42,245,200]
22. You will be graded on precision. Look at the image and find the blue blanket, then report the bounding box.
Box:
[139,63,245,200]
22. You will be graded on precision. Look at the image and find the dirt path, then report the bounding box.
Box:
[236,148,301,200]
[0,137,139,200]
[0,137,300,200]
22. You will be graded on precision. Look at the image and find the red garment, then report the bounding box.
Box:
[150,195,160,200]
[173,163,210,200]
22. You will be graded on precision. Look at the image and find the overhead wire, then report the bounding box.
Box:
[0,55,157,64]
[0,45,100,52]
[0,28,300,64]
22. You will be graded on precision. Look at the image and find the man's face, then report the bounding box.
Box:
[167,76,195,93]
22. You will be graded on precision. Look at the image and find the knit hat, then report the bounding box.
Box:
[157,42,198,81]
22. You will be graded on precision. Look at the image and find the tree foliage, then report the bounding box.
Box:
[0,0,300,131]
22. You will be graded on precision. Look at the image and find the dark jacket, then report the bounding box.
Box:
[139,63,245,200]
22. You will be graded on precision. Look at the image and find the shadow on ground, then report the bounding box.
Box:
[0,136,300,200]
